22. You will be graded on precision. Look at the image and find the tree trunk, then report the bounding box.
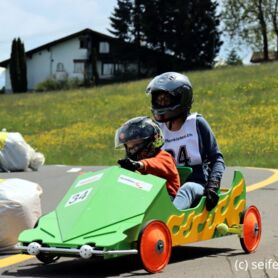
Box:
[133,0,142,77]
[257,0,269,61]
[91,47,99,85]
[273,0,278,58]
[277,36,278,58]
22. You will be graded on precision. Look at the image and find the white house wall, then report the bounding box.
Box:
[27,49,51,90]
[50,38,88,82]
[5,37,88,91]
[4,67,11,92]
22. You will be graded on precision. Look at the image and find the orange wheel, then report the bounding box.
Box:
[138,220,172,273]
[240,205,262,253]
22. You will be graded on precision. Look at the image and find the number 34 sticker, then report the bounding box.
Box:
[65,189,92,207]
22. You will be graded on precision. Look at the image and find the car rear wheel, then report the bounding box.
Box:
[36,253,60,264]
[240,205,262,253]
[138,220,172,273]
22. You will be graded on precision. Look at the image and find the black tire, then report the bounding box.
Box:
[36,253,60,264]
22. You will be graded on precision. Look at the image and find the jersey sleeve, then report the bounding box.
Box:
[196,115,225,182]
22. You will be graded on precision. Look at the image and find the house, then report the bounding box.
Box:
[0,68,4,90]
[0,28,185,92]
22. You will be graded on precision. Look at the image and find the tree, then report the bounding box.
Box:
[108,0,133,42]
[222,0,272,61]
[10,38,27,93]
[226,48,243,65]
[10,39,20,92]
[168,0,222,67]
[140,0,172,53]
[91,47,99,85]
[268,0,278,56]
[109,0,222,69]
[19,40,27,91]
[132,0,143,46]
[109,0,145,46]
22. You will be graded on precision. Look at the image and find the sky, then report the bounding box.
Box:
[0,0,252,88]
[0,0,116,61]
[0,0,118,87]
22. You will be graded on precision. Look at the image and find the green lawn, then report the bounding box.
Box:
[0,62,277,168]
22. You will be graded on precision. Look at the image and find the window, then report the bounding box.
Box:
[99,42,110,53]
[115,63,124,73]
[56,62,64,72]
[102,63,114,75]
[74,61,85,73]
[79,36,89,49]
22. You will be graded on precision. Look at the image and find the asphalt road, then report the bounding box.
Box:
[0,165,278,278]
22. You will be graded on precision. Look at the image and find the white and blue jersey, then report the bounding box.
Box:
[159,113,225,185]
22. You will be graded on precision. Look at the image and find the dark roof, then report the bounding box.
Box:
[0,28,185,71]
[0,28,118,67]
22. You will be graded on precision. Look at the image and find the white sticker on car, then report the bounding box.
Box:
[65,188,92,207]
[76,173,103,187]
[118,175,153,191]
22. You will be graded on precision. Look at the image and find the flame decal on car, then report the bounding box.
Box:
[167,179,245,246]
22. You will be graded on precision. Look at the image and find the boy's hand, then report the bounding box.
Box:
[118,158,141,171]
[205,181,220,211]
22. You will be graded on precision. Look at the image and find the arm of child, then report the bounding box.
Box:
[118,158,143,171]
[139,151,177,179]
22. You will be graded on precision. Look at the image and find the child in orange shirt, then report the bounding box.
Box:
[115,116,180,198]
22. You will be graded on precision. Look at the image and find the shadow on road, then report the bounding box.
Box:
[2,246,239,277]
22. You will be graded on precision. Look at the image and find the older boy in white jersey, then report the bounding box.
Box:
[146,72,225,210]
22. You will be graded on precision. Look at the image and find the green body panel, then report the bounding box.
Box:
[56,166,162,242]
[177,166,193,185]
[19,166,172,248]
[18,166,246,255]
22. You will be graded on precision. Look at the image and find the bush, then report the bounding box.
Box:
[35,78,82,92]
[226,49,243,66]
[0,86,5,94]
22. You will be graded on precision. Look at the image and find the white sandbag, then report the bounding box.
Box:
[0,131,45,172]
[0,178,43,251]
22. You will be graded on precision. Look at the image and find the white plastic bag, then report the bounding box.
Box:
[0,178,43,251]
[0,131,45,172]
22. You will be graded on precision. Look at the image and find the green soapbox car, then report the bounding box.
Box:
[16,166,262,273]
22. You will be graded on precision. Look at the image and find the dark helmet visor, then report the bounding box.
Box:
[151,90,182,110]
